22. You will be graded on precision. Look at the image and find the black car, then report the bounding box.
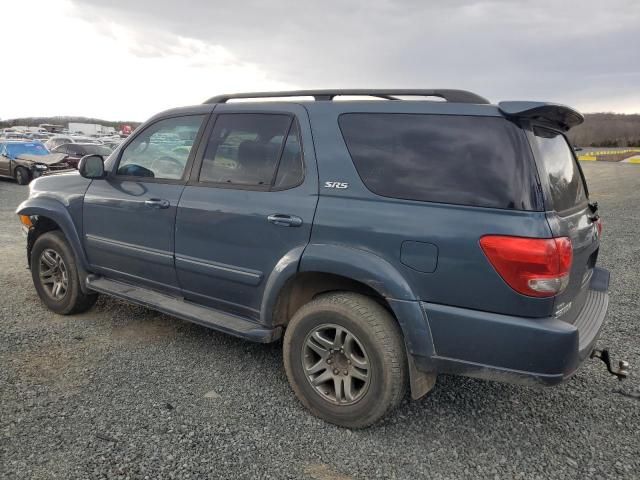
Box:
[0,141,70,184]
[51,143,113,169]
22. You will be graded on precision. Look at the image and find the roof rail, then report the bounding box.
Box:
[204,89,490,105]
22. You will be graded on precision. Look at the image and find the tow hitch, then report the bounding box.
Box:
[591,349,630,380]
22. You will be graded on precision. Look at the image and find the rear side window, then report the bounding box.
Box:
[339,114,538,210]
[532,127,587,212]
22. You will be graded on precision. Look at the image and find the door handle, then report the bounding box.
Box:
[267,214,303,227]
[144,198,170,209]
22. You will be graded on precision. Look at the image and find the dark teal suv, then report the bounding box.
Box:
[17,90,620,428]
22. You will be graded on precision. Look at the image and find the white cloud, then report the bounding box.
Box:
[1,0,294,121]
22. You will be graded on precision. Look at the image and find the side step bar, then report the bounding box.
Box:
[86,276,281,343]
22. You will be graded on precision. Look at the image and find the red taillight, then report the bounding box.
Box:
[479,235,573,298]
[595,218,603,237]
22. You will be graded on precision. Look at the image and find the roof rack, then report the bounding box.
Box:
[204,89,490,105]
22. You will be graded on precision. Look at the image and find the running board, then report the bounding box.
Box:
[86,276,281,343]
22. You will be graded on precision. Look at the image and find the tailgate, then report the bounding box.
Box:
[547,206,600,323]
[528,125,602,322]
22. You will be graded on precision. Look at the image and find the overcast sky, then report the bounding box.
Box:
[3,0,639,121]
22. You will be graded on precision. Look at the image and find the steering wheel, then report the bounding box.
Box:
[150,155,184,175]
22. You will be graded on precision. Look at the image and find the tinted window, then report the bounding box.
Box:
[81,144,112,156]
[199,114,297,187]
[273,121,304,189]
[67,144,82,155]
[339,114,538,210]
[532,128,587,212]
[117,115,204,180]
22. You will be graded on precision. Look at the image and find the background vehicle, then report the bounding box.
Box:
[0,141,69,184]
[51,143,113,168]
[44,135,102,150]
[16,90,612,428]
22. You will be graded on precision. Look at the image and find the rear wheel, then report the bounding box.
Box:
[283,292,407,428]
[15,167,30,185]
[31,231,98,315]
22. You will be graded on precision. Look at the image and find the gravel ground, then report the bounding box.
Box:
[1,162,639,480]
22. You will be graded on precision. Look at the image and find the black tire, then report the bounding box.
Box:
[31,231,98,315]
[283,292,407,428]
[15,167,30,185]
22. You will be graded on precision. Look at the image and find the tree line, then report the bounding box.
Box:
[568,113,640,147]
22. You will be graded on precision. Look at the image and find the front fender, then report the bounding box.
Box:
[17,197,90,273]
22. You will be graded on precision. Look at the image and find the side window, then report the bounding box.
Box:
[199,113,301,188]
[117,115,205,180]
[339,113,538,210]
[273,121,304,189]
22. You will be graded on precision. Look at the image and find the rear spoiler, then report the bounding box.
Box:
[498,101,584,131]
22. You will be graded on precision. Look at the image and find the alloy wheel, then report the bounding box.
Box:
[39,248,69,300]
[302,323,371,405]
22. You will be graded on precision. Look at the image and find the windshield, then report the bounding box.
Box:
[6,142,49,158]
[532,127,587,212]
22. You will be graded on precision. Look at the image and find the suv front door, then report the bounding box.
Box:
[82,114,207,295]
[175,105,318,319]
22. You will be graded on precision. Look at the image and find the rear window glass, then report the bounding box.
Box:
[532,128,587,212]
[339,114,538,210]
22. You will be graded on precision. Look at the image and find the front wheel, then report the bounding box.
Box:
[15,167,30,185]
[283,292,408,428]
[31,231,98,315]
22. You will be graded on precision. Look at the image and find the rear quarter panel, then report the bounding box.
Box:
[305,102,556,317]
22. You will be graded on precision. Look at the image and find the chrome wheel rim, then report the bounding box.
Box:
[39,248,68,300]
[302,323,371,405]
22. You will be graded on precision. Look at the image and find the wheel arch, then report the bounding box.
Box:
[261,244,437,399]
[261,243,417,328]
[17,198,91,293]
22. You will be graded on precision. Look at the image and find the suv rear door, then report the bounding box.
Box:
[528,126,600,322]
[82,114,207,295]
[174,104,318,319]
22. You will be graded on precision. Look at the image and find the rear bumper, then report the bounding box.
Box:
[413,267,610,386]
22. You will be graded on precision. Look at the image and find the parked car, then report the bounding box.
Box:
[16,89,620,428]
[51,143,113,168]
[1,132,29,140]
[44,135,102,150]
[0,141,70,184]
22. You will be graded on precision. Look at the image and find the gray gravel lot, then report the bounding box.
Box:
[1,162,639,480]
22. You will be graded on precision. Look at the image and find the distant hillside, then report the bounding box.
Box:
[0,116,142,130]
[567,113,640,147]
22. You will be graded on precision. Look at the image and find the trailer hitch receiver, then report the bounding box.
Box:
[591,349,629,380]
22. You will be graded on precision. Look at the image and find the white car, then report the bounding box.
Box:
[44,135,103,150]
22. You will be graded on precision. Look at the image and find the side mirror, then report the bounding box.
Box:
[78,154,106,178]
